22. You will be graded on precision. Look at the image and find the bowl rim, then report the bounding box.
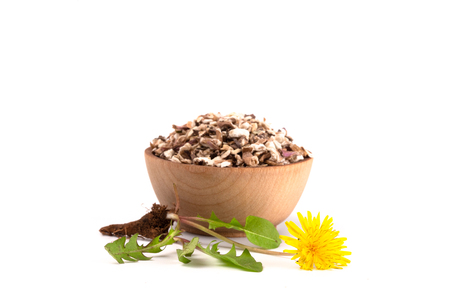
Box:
[145,146,313,172]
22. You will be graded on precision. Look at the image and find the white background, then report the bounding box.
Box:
[1,1,449,299]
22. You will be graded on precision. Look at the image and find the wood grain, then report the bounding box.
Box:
[144,147,313,237]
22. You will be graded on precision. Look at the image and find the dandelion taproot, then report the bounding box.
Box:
[280,212,351,270]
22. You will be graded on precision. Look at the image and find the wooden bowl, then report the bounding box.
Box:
[144,147,313,237]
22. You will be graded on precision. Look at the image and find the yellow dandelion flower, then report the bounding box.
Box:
[280,211,351,270]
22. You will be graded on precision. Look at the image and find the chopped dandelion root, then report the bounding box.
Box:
[151,112,312,167]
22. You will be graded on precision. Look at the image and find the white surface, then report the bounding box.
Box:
[1,1,449,299]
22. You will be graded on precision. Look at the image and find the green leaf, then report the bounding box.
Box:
[199,241,263,272]
[198,211,243,231]
[105,228,181,263]
[144,235,165,254]
[176,237,199,264]
[196,212,281,249]
[104,234,152,264]
[244,216,281,249]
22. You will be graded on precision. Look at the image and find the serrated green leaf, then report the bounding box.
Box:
[229,218,243,228]
[198,211,243,230]
[104,237,134,263]
[126,234,154,260]
[105,228,181,263]
[104,234,152,263]
[163,228,179,246]
[144,235,165,254]
[244,216,281,249]
[199,242,263,272]
[176,237,199,264]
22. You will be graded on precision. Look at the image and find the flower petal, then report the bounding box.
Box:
[283,212,351,271]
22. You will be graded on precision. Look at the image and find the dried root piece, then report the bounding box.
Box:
[99,203,171,239]
[151,112,312,167]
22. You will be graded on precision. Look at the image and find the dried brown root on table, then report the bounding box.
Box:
[150,112,312,168]
[99,203,172,239]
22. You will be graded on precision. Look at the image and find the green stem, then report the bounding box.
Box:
[177,217,291,256]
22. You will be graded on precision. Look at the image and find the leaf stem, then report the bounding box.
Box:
[176,217,291,256]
